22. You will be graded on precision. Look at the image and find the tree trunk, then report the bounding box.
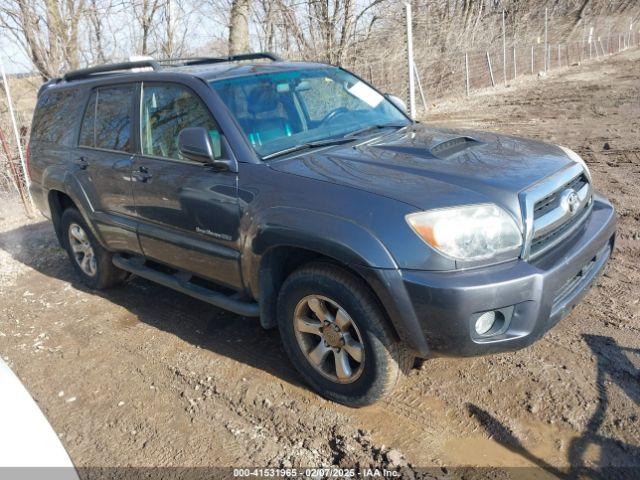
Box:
[229,0,251,55]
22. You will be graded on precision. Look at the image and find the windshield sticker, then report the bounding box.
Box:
[347,81,383,108]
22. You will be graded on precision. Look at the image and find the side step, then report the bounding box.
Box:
[112,255,259,317]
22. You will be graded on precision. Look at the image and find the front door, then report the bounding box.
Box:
[132,82,242,289]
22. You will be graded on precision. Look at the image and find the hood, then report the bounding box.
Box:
[268,124,574,226]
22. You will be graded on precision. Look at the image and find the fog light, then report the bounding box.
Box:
[475,311,496,335]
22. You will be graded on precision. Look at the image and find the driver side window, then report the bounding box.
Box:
[140,84,222,160]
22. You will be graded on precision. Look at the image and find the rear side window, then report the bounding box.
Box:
[31,89,81,146]
[79,85,134,152]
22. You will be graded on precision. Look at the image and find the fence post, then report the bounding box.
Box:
[486,51,495,87]
[513,45,517,79]
[531,44,534,73]
[502,10,507,84]
[465,52,470,96]
[544,8,548,71]
[0,54,33,210]
[405,2,416,118]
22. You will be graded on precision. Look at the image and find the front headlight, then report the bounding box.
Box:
[559,145,591,180]
[406,204,522,261]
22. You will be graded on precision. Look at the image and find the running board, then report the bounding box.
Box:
[112,255,259,317]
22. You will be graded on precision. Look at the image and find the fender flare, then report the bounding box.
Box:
[245,206,398,288]
[41,166,107,248]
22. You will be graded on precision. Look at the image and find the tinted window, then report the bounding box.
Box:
[31,89,82,146]
[79,92,97,147]
[140,84,222,160]
[210,67,408,158]
[79,86,134,152]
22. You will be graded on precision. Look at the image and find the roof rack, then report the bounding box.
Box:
[155,56,210,66]
[60,52,282,83]
[63,59,161,81]
[183,52,282,66]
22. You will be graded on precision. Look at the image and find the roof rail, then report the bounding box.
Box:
[184,52,282,66]
[155,56,209,66]
[63,59,161,81]
[59,52,281,83]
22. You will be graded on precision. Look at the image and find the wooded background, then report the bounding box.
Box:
[1,0,639,206]
[1,1,638,80]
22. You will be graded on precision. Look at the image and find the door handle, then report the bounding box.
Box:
[133,165,153,183]
[75,156,88,170]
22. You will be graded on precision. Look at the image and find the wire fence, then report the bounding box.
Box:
[0,122,31,214]
[344,15,639,114]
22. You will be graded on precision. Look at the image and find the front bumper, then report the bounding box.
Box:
[396,194,616,357]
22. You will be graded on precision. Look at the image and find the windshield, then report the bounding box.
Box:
[210,67,409,158]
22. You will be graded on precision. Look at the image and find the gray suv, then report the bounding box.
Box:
[28,53,616,406]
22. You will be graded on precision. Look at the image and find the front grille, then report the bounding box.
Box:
[533,173,589,219]
[530,203,590,256]
[523,165,593,260]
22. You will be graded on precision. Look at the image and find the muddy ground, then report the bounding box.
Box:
[1,48,639,478]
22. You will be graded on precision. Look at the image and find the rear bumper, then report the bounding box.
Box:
[367,194,616,358]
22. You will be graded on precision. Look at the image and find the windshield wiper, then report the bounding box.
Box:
[343,123,407,138]
[262,137,355,160]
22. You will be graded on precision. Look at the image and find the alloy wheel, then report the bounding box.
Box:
[68,223,97,277]
[293,295,365,384]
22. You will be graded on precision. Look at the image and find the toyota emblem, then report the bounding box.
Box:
[561,189,580,215]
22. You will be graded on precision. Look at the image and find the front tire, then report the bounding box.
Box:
[277,262,413,407]
[61,208,128,290]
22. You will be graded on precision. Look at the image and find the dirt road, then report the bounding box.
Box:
[1,49,639,477]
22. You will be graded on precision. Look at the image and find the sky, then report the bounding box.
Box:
[0,0,231,76]
[0,34,33,75]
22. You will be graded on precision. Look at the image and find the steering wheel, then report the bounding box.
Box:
[319,107,349,125]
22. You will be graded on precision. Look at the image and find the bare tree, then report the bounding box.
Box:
[0,0,87,79]
[87,0,109,63]
[228,0,250,54]
[249,0,390,64]
[132,0,163,55]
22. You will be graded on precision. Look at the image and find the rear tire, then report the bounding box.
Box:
[60,208,128,290]
[277,262,413,407]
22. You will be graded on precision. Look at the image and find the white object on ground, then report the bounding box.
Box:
[0,359,79,476]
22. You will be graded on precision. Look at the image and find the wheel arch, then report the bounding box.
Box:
[48,189,78,245]
[247,213,409,344]
[245,208,430,356]
[46,174,105,249]
[256,244,400,337]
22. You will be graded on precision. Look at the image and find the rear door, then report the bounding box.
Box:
[76,84,140,253]
[131,81,242,289]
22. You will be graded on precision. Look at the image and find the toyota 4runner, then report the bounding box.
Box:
[28,53,616,406]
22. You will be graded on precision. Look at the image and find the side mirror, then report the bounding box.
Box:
[178,127,237,172]
[385,94,408,114]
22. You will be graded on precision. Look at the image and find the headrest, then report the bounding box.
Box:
[247,85,280,115]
